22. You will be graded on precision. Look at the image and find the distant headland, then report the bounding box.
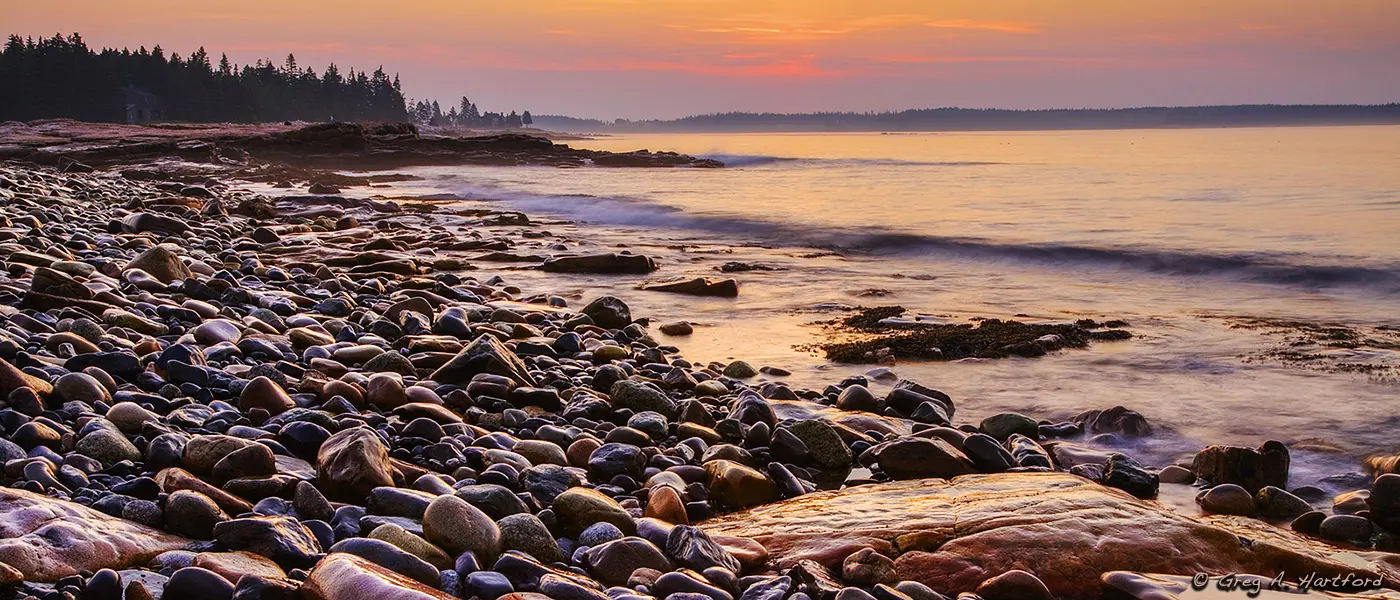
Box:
[533,104,1400,134]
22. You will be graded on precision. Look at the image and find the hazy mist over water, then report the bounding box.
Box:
[393,125,1400,488]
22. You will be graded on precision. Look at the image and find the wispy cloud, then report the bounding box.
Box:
[924,19,1040,34]
[876,55,1112,64]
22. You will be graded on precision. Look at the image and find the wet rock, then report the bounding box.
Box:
[1101,454,1158,499]
[212,516,323,570]
[193,551,287,584]
[667,525,741,573]
[786,420,853,470]
[164,566,234,600]
[553,487,637,535]
[498,513,563,564]
[1074,406,1151,438]
[423,494,502,561]
[124,245,191,283]
[1368,474,1400,533]
[961,434,1014,473]
[660,321,694,336]
[0,487,189,582]
[704,460,777,508]
[724,360,759,378]
[239,376,296,416]
[302,553,456,600]
[156,467,255,515]
[641,277,739,297]
[1006,434,1052,469]
[609,379,678,418]
[581,295,632,329]
[542,253,657,275]
[1190,441,1289,493]
[165,490,230,539]
[586,537,673,586]
[76,428,141,465]
[54,372,110,404]
[836,385,880,413]
[869,437,975,480]
[1157,465,1195,484]
[317,427,396,503]
[430,333,538,387]
[589,442,646,481]
[212,442,277,483]
[975,569,1053,600]
[842,548,895,586]
[646,483,689,524]
[978,413,1038,442]
[1318,515,1373,546]
[1197,484,1257,516]
[106,402,160,433]
[739,576,793,600]
[327,538,440,586]
[368,523,454,570]
[0,357,54,398]
[1254,486,1312,519]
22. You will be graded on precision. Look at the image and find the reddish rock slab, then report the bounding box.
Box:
[701,472,1400,600]
[0,487,191,582]
[302,553,456,600]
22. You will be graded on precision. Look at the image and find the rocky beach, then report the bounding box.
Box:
[1,121,1399,600]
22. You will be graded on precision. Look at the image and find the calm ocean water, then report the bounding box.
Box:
[388,126,1400,489]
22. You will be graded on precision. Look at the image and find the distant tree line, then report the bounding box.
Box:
[534,105,1400,134]
[407,97,533,129]
[0,33,409,123]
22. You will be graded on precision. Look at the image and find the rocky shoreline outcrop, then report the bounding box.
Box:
[0,120,722,178]
[0,158,1398,600]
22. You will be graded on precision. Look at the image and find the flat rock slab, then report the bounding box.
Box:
[0,487,192,582]
[302,552,455,600]
[701,472,1400,600]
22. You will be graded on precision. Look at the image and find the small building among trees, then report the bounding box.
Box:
[122,86,161,123]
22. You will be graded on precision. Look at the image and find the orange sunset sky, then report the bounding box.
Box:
[8,0,1400,119]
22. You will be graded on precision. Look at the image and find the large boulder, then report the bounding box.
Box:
[1191,441,1290,493]
[317,428,397,503]
[429,333,538,387]
[702,472,1399,600]
[0,487,191,582]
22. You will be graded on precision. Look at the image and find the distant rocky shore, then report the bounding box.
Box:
[0,136,1398,600]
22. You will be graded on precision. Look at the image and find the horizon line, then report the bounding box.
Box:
[533,102,1400,123]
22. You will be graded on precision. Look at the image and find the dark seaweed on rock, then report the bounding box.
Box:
[811,306,1133,363]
